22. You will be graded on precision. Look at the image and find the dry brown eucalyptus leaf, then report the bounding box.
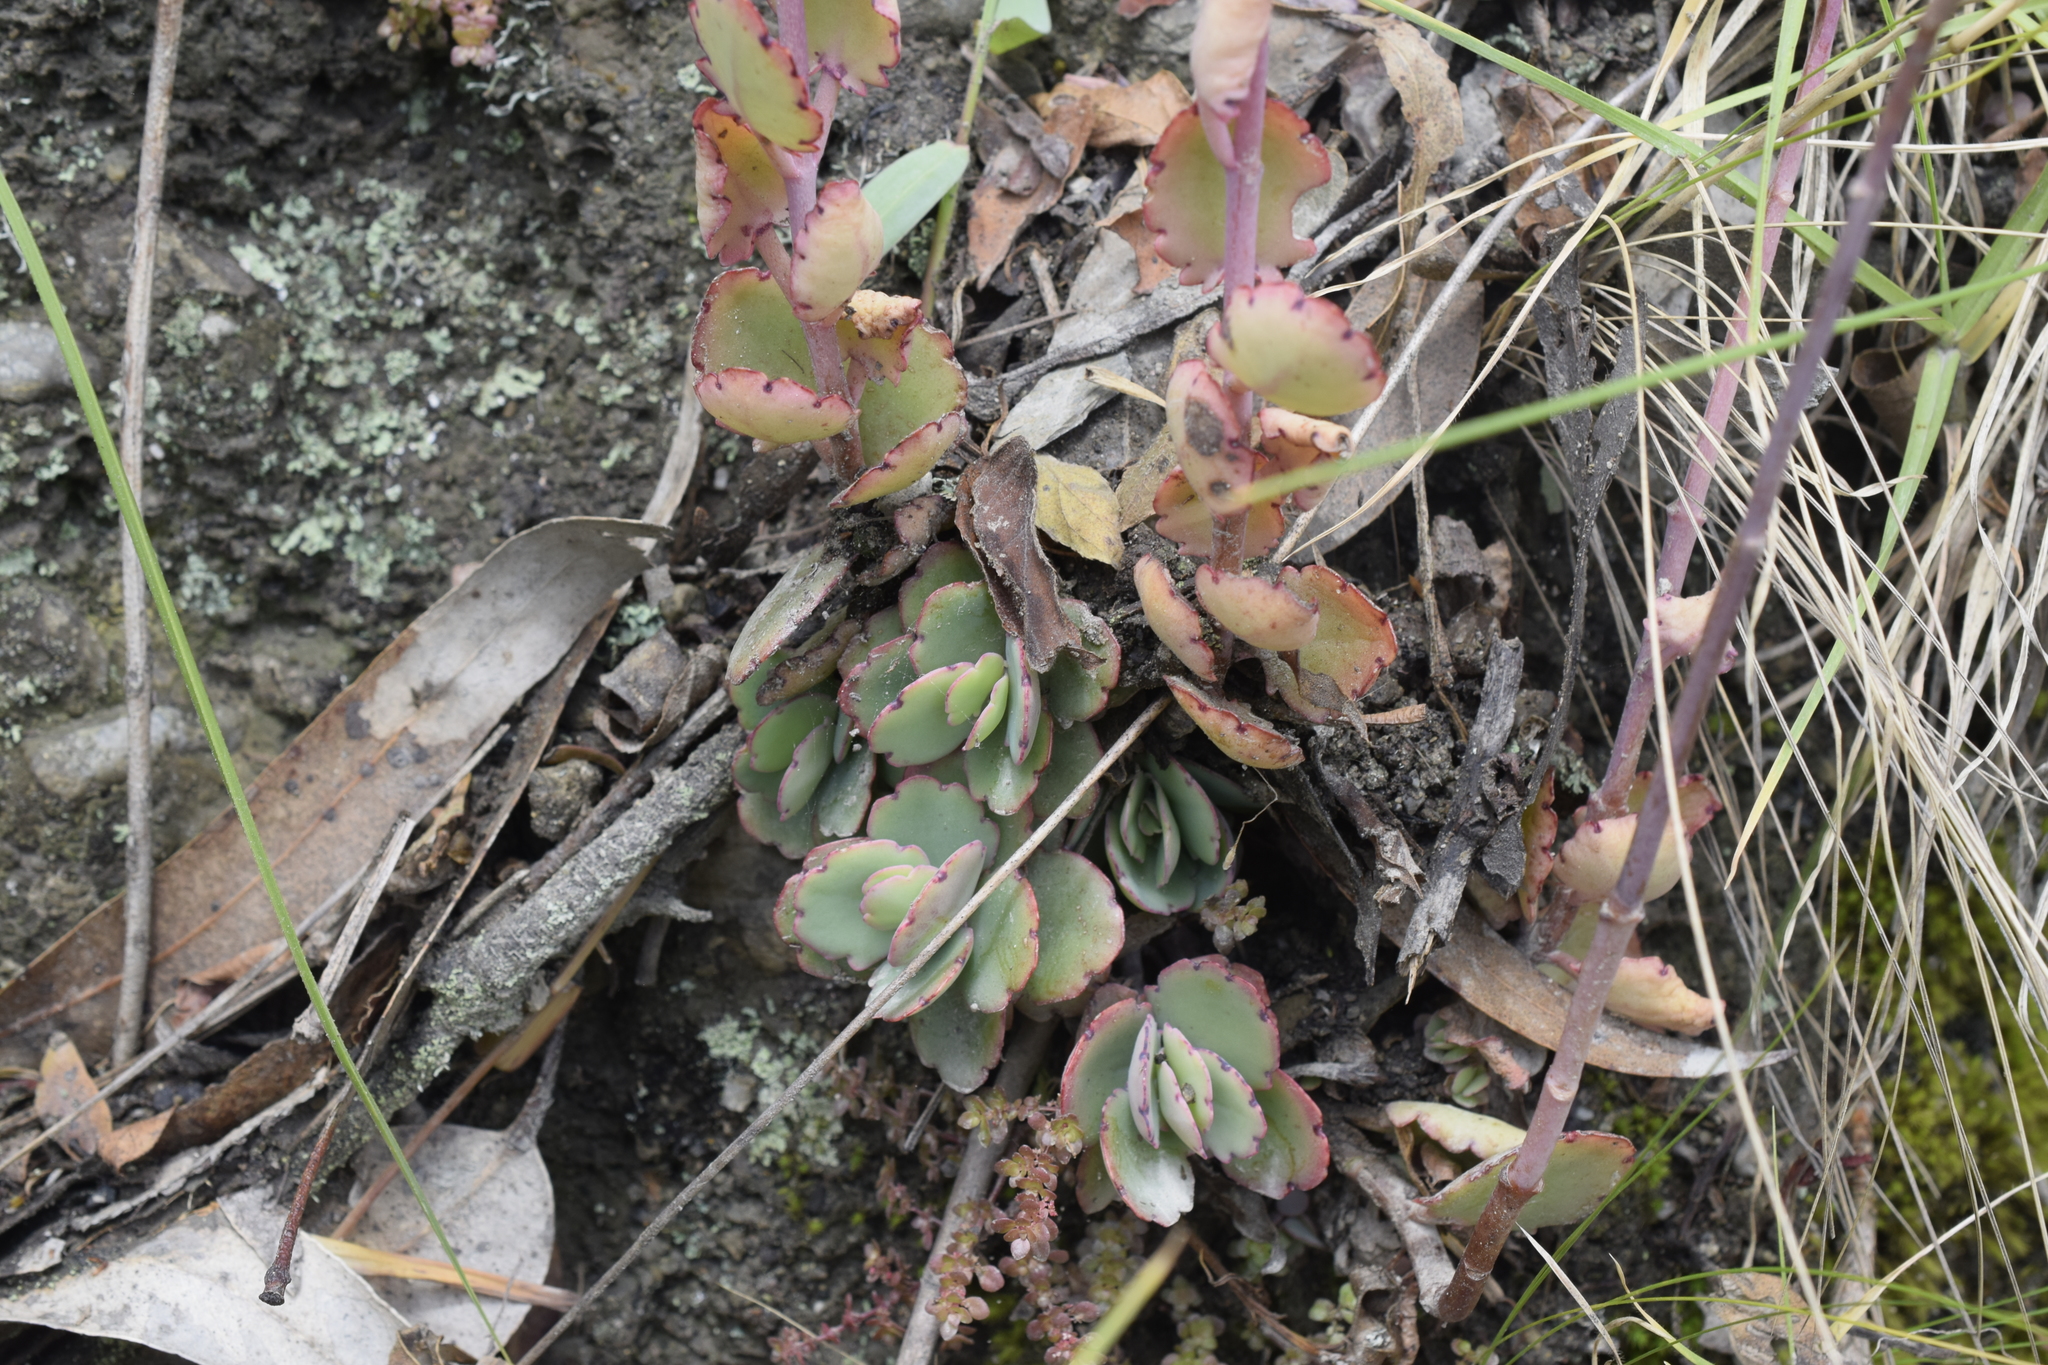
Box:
[957,436,1088,671]
[1034,455,1126,565]
[35,1032,111,1160]
[0,518,655,1068]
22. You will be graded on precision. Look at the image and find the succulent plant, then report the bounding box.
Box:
[1384,1101,1635,1230]
[1519,771,1724,1035]
[1060,957,1328,1225]
[1103,754,1233,914]
[771,775,1124,1091]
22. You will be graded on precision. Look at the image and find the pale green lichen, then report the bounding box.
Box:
[700,1012,846,1169]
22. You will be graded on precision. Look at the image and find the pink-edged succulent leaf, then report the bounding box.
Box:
[754,617,858,710]
[1257,407,1350,510]
[693,98,788,265]
[1222,1070,1327,1199]
[806,0,901,94]
[776,721,835,818]
[1195,566,1319,651]
[791,838,926,970]
[1552,953,1719,1036]
[1518,768,1558,919]
[1554,773,1723,906]
[1021,855,1120,997]
[773,876,842,978]
[945,652,1007,726]
[886,839,984,966]
[838,290,924,386]
[1062,995,1150,1145]
[1258,650,1348,725]
[790,179,885,322]
[1151,468,1285,560]
[907,980,1006,1091]
[1147,955,1280,1086]
[834,412,965,506]
[1135,554,1218,681]
[1198,1050,1265,1162]
[1145,98,1323,285]
[1286,564,1398,700]
[727,542,851,700]
[899,540,984,623]
[869,922,975,1020]
[965,710,1051,815]
[1148,756,1224,864]
[1127,1013,1164,1147]
[1104,800,1228,914]
[869,660,977,765]
[1165,359,1255,515]
[1160,1025,1215,1126]
[1041,598,1121,722]
[957,872,1039,1012]
[1003,637,1041,768]
[1075,1141,1117,1213]
[856,321,967,465]
[860,862,935,931]
[966,676,1009,751]
[1158,1058,1206,1156]
[690,0,823,152]
[1385,1100,1525,1160]
[1414,1131,1636,1229]
[1188,0,1276,130]
[737,789,818,860]
[1624,771,1723,836]
[911,580,1006,673]
[1207,282,1385,420]
[841,633,915,733]
[745,692,838,774]
[1646,590,1737,672]
[814,742,875,838]
[867,774,998,870]
[1031,720,1105,826]
[1100,1088,1196,1225]
[692,269,854,443]
[1165,676,1303,769]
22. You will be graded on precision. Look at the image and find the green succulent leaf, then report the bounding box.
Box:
[812,744,875,839]
[690,0,823,152]
[1075,1141,1117,1214]
[869,922,975,1021]
[867,775,998,871]
[907,981,1007,1092]
[1147,956,1280,1087]
[1033,720,1103,825]
[1040,598,1121,722]
[886,840,985,966]
[1100,1088,1195,1225]
[911,580,1007,673]
[1017,850,1122,1008]
[870,661,977,765]
[842,629,916,733]
[863,141,972,254]
[1144,101,1326,288]
[727,542,851,702]
[859,862,936,932]
[945,652,1008,726]
[1199,1050,1266,1164]
[1414,1131,1636,1229]
[775,722,835,818]
[958,872,1040,1013]
[898,540,984,624]
[792,839,927,970]
[964,710,1051,816]
[1220,1070,1327,1199]
[1061,994,1148,1146]
[691,269,853,443]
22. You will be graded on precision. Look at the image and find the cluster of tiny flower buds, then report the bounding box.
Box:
[928,1199,999,1342]
[376,0,499,67]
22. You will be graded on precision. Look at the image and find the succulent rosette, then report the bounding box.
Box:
[1103,753,1233,914]
[1061,957,1328,1225]
[771,775,1123,1091]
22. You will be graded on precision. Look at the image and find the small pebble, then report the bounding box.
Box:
[0,321,71,402]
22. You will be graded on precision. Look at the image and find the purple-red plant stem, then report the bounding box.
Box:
[764,42,859,480]
[1435,0,1952,1321]
[1211,37,1268,572]
[262,1098,344,1304]
[1588,0,1844,818]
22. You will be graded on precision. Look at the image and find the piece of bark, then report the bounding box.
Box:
[955,436,1086,672]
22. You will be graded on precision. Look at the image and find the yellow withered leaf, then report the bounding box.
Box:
[1034,455,1124,566]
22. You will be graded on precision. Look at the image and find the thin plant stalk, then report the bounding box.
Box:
[110,0,187,1068]
[920,0,1002,313]
[514,695,1174,1365]
[1434,0,1956,1321]
[1210,37,1269,573]
[1433,0,1957,1326]
[0,169,515,1364]
[1588,0,1845,818]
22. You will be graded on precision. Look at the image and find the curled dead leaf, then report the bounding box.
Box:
[957,436,1088,672]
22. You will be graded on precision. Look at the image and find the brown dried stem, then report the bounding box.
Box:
[1434,0,1956,1319]
[111,0,187,1068]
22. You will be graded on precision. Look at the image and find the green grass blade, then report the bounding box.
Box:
[0,168,513,1363]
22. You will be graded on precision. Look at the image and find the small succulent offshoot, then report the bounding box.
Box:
[1125,0,1400,769]
[1103,753,1234,914]
[1061,957,1329,1225]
